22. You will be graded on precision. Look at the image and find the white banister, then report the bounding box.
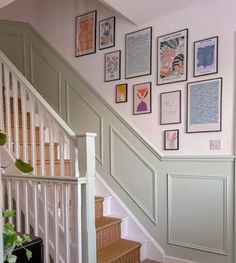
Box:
[0,49,97,263]
[77,133,97,263]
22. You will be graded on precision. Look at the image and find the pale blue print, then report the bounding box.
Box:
[190,81,219,125]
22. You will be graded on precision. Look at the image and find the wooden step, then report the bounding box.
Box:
[3,97,22,112]
[97,239,141,263]
[96,216,122,250]
[95,196,104,219]
[11,126,40,143]
[18,143,58,162]
[3,111,31,127]
[36,159,71,176]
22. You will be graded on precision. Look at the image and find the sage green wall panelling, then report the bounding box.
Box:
[0,20,234,263]
[110,127,157,223]
[30,45,60,112]
[67,84,103,164]
[168,174,228,255]
[0,32,25,74]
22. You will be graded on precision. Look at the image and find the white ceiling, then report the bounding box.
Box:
[98,0,207,25]
[0,0,15,9]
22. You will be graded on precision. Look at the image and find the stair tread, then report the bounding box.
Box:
[97,239,141,263]
[96,216,122,231]
[96,196,104,202]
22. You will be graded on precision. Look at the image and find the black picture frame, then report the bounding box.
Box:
[186,77,222,133]
[133,82,152,115]
[160,90,181,125]
[157,28,188,85]
[164,129,179,150]
[75,10,97,57]
[115,83,128,103]
[125,27,152,79]
[194,36,218,77]
[104,50,121,82]
[99,16,116,50]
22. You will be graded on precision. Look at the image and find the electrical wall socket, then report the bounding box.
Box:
[210,139,221,150]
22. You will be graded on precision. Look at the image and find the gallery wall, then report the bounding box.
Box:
[0,0,235,155]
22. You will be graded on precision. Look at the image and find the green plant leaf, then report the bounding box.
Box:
[6,254,17,263]
[26,249,32,260]
[0,131,6,146]
[15,159,33,173]
[23,234,31,243]
[3,209,16,218]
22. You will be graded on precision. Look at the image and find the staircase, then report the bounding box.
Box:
[95,197,142,263]
[0,50,151,262]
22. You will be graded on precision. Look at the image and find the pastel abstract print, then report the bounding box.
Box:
[105,50,120,82]
[157,29,188,85]
[160,35,185,78]
[133,82,151,115]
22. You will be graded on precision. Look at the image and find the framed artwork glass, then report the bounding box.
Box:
[104,50,121,82]
[133,82,151,115]
[157,29,188,85]
[194,36,218,77]
[125,27,152,79]
[116,83,127,103]
[164,130,179,150]
[187,77,222,133]
[75,11,97,57]
[160,90,181,125]
[99,16,115,50]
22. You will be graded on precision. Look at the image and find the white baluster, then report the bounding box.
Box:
[53,183,59,262]
[0,63,4,130]
[29,94,36,173]
[49,120,55,176]
[33,181,38,236]
[64,183,70,262]
[7,179,13,224]
[20,86,28,162]
[4,67,11,150]
[39,107,45,176]
[24,181,30,234]
[59,132,65,177]
[43,182,49,263]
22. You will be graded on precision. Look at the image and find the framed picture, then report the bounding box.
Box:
[157,29,188,85]
[116,84,128,103]
[164,130,179,150]
[99,16,115,50]
[194,36,218,77]
[133,82,151,115]
[125,27,152,79]
[187,77,222,133]
[160,90,181,125]
[75,11,97,57]
[105,50,121,82]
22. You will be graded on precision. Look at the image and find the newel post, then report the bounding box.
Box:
[77,133,97,263]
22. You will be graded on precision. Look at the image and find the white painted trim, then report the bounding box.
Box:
[164,255,200,263]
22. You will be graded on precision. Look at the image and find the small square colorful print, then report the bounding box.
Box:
[133,82,151,115]
[116,84,127,103]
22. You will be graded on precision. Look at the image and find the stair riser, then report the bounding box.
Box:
[11,127,40,143]
[3,111,31,127]
[36,161,71,176]
[95,199,104,219]
[97,224,121,250]
[18,143,58,162]
[114,248,140,263]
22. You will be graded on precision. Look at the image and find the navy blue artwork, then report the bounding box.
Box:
[197,45,215,68]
